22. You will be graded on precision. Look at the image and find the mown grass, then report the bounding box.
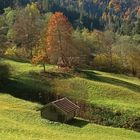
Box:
[0,93,140,140]
[1,58,140,115]
[54,77,140,115]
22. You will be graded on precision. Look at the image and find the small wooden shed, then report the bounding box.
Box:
[41,98,80,123]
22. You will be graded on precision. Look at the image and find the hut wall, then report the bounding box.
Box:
[66,111,75,121]
[41,104,66,122]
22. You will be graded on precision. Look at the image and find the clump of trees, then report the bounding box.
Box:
[13,3,40,59]
[1,0,140,33]
[93,31,140,77]
[0,2,140,77]
[46,12,90,68]
[32,12,91,70]
[46,12,73,67]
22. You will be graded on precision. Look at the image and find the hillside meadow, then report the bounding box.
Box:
[1,58,140,115]
[0,58,140,131]
[0,93,140,140]
[0,1,140,139]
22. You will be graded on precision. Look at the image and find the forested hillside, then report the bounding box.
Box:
[0,1,140,77]
[0,1,140,139]
[0,0,140,33]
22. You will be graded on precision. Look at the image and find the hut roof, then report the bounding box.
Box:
[52,98,80,114]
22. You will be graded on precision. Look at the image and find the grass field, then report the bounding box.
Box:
[0,58,140,139]
[1,58,140,116]
[0,93,140,140]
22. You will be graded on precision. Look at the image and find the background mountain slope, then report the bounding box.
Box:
[0,0,140,32]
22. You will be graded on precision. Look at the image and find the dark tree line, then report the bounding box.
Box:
[0,0,140,33]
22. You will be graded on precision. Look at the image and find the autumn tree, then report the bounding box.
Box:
[46,12,80,68]
[73,28,97,66]
[13,3,40,58]
[32,12,52,72]
[32,29,49,73]
[32,47,49,72]
[93,30,117,71]
[103,31,116,69]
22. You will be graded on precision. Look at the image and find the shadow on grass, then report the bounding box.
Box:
[0,69,74,104]
[0,77,54,104]
[40,71,73,79]
[1,56,29,63]
[67,118,89,128]
[78,70,140,93]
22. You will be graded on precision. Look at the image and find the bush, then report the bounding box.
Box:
[4,46,16,57]
[0,63,11,84]
[4,46,30,62]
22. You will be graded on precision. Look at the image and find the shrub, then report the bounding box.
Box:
[4,46,16,57]
[4,46,30,62]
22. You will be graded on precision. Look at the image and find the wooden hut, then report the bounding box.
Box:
[41,98,80,123]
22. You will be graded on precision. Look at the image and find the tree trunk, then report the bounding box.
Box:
[43,63,46,72]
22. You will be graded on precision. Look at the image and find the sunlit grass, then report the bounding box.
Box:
[1,58,140,115]
[1,58,140,139]
[0,94,140,140]
[54,77,140,115]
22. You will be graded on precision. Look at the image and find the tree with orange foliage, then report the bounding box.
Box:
[32,47,49,72]
[46,12,77,68]
[32,23,50,72]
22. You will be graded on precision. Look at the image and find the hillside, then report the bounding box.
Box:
[2,58,140,112]
[0,1,140,139]
[0,0,140,32]
[49,0,140,31]
[1,58,140,130]
[0,93,140,140]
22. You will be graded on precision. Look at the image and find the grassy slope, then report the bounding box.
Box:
[0,94,140,140]
[2,58,140,115]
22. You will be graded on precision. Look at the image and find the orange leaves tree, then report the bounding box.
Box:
[32,48,49,72]
[32,23,50,72]
[46,12,79,68]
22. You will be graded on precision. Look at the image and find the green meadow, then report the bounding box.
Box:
[1,58,140,115]
[0,94,140,140]
[0,58,140,140]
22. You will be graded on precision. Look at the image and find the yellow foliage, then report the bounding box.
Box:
[4,46,16,57]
